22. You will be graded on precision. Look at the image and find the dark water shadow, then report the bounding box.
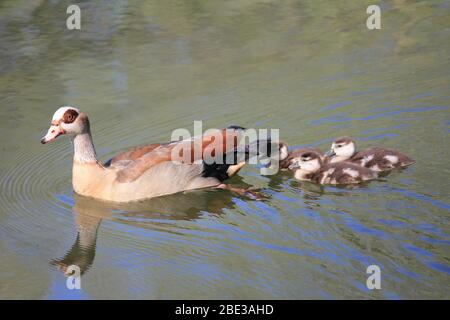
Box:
[50,178,258,277]
[266,169,380,197]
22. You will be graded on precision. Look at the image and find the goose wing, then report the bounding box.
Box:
[115,128,246,183]
[105,143,165,169]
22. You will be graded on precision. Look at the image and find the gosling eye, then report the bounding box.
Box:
[335,144,342,148]
[301,152,314,161]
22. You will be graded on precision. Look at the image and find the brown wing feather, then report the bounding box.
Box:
[116,146,172,183]
[109,143,164,166]
[351,147,414,170]
[115,129,243,183]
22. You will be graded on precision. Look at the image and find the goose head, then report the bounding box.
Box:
[325,136,356,163]
[288,150,323,176]
[41,106,89,144]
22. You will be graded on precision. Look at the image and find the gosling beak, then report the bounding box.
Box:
[41,125,63,144]
[325,149,336,158]
[262,161,271,168]
[288,161,300,170]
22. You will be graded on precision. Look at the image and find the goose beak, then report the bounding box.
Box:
[325,149,336,158]
[41,125,63,144]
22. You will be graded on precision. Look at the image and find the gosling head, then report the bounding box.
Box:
[288,150,323,180]
[278,141,289,161]
[41,106,89,144]
[263,141,290,171]
[325,136,356,163]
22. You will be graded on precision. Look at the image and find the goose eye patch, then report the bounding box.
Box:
[62,109,79,123]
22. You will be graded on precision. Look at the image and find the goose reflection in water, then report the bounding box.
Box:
[50,177,266,276]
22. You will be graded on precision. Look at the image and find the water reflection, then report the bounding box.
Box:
[266,169,384,196]
[50,200,100,276]
[51,180,256,276]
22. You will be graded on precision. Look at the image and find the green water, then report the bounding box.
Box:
[0,0,449,299]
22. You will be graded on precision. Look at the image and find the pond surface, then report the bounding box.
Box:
[0,0,449,299]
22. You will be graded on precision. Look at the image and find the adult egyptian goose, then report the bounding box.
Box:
[325,136,415,172]
[287,149,378,184]
[41,107,267,202]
